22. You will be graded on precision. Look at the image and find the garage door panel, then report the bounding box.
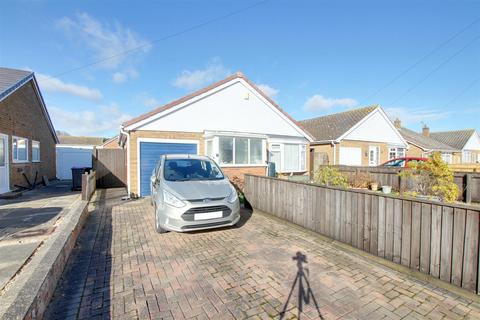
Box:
[56,148,93,180]
[339,147,362,166]
[139,142,197,196]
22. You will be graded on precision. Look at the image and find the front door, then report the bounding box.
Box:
[0,134,9,194]
[368,146,379,166]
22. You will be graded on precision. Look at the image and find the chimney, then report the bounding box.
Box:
[394,118,401,129]
[422,124,430,137]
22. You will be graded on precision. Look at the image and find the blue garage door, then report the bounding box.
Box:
[139,142,197,196]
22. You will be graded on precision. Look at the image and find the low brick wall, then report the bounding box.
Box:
[0,195,91,319]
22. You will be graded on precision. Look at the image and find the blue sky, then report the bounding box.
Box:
[1,0,479,137]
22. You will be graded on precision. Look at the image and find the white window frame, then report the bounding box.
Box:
[214,136,267,167]
[268,142,307,173]
[441,153,452,164]
[32,140,40,162]
[463,151,473,164]
[12,136,29,163]
[388,147,405,160]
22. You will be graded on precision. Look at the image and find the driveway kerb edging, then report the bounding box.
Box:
[0,194,91,320]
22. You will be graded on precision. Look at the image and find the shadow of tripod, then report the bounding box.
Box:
[279,252,324,320]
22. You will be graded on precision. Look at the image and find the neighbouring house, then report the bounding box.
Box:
[97,135,121,149]
[0,67,58,194]
[394,120,460,164]
[56,135,106,179]
[300,106,408,169]
[119,72,314,197]
[430,129,480,164]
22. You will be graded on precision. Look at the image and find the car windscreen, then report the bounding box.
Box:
[163,158,224,181]
[384,159,405,167]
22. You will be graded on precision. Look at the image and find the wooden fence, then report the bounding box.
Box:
[316,165,480,203]
[93,148,127,188]
[81,170,96,200]
[245,174,480,294]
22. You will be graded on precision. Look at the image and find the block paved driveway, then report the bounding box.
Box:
[45,188,480,319]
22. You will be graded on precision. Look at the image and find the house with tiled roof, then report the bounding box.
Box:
[0,67,58,194]
[300,106,408,169]
[119,72,314,197]
[430,129,480,164]
[394,120,461,164]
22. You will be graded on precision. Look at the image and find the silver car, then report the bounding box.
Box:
[150,154,240,233]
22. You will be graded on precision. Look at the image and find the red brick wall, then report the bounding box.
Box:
[222,166,267,190]
[0,81,57,190]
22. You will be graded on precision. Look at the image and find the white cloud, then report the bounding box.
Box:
[172,58,230,90]
[257,84,279,98]
[112,68,138,84]
[49,103,131,136]
[36,73,102,101]
[304,94,357,111]
[57,12,150,79]
[385,107,451,125]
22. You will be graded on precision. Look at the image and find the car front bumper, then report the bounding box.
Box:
[156,199,241,232]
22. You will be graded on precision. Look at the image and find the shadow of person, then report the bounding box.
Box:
[279,251,324,320]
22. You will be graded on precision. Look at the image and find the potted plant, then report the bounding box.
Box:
[382,185,392,194]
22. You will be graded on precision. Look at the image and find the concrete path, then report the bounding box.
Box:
[46,188,480,319]
[0,180,80,291]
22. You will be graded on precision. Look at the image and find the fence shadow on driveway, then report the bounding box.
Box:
[279,252,324,320]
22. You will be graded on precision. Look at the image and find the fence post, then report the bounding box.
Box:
[81,173,87,200]
[465,173,472,203]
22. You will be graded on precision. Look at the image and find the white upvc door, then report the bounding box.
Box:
[368,146,380,166]
[0,133,9,194]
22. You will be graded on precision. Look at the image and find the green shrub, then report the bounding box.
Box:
[399,152,459,203]
[313,166,348,188]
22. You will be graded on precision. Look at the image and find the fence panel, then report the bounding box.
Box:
[245,175,480,294]
[93,148,126,188]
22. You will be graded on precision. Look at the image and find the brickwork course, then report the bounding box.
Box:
[46,188,480,319]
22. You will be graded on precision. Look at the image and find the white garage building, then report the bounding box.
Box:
[56,136,106,180]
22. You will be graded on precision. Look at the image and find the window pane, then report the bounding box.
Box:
[249,139,262,164]
[0,139,4,166]
[389,148,396,160]
[300,145,306,171]
[17,139,27,161]
[235,138,248,164]
[270,151,281,172]
[206,140,213,158]
[284,144,299,171]
[397,148,405,157]
[219,137,233,164]
[13,139,17,160]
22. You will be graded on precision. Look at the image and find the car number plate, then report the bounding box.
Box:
[194,211,223,221]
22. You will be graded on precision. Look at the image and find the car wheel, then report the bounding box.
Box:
[154,205,168,234]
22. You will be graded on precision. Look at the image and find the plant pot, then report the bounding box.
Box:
[370,183,378,191]
[382,185,392,194]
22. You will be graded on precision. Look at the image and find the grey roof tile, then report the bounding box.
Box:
[0,67,33,100]
[398,127,457,151]
[299,106,378,141]
[430,129,475,150]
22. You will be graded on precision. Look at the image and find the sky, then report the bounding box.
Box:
[1,0,479,137]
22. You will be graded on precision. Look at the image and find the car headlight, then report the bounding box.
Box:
[226,184,239,204]
[163,190,185,208]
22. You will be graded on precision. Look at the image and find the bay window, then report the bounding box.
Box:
[268,143,307,172]
[217,136,265,165]
[13,137,28,162]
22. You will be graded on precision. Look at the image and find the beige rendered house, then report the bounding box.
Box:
[119,72,313,197]
[0,67,58,194]
[300,106,408,170]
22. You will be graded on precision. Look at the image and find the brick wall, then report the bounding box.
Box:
[0,81,56,190]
